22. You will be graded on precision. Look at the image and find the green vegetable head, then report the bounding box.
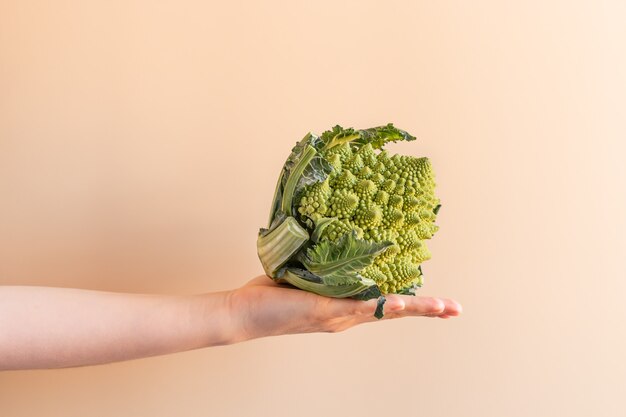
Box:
[257,124,440,316]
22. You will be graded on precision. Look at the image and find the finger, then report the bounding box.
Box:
[323,296,396,319]
[423,298,462,318]
[352,296,407,317]
[341,298,380,317]
[326,295,459,321]
[338,295,437,324]
[438,298,463,316]
[399,296,446,316]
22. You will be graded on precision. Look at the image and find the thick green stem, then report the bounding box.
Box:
[281,144,317,217]
[282,270,377,298]
[267,169,285,228]
[257,217,309,277]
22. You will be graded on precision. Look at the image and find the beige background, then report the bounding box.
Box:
[1,1,625,416]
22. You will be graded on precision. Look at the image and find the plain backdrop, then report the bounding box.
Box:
[1,1,625,416]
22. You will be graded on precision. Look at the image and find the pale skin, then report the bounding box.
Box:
[0,275,462,371]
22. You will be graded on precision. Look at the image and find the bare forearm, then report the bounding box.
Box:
[0,286,234,370]
[0,277,462,370]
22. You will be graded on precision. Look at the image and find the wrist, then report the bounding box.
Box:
[223,286,258,343]
[196,290,242,347]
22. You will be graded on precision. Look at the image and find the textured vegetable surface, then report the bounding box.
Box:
[257,124,440,318]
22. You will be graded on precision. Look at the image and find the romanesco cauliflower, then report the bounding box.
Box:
[257,124,441,318]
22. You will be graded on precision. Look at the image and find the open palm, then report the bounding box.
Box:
[229,275,462,340]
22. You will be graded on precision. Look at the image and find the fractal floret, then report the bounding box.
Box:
[257,124,441,318]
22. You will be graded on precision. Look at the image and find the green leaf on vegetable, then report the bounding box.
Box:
[302,231,392,286]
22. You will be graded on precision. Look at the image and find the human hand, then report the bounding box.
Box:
[0,277,461,370]
[227,275,462,341]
